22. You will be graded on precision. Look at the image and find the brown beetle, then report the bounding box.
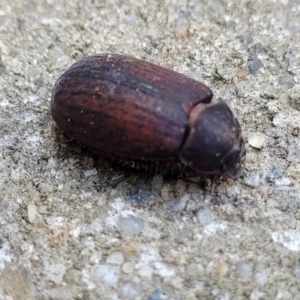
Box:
[51,54,246,178]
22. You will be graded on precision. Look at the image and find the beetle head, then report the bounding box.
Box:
[178,98,246,179]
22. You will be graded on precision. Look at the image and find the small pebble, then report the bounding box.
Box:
[236,264,252,278]
[266,100,279,114]
[217,263,229,277]
[287,142,300,161]
[254,42,264,53]
[0,62,6,75]
[45,263,66,284]
[197,208,214,225]
[106,251,124,265]
[84,168,97,177]
[47,286,78,300]
[137,265,153,279]
[289,89,300,111]
[272,112,289,127]
[244,173,260,188]
[255,272,268,285]
[274,177,292,186]
[90,251,101,264]
[236,69,248,80]
[161,183,173,201]
[242,33,254,45]
[249,54,263,72]
[117,216,144,237]
[272,230,300,251]
[249,135,265,149]
[38,205,47,214]
[80,248,90,257]
[38,182,53,193]
[294,268,300,278]
[151,174,163,196]
[93,264,120,287]
[148,288,171,300]
[217,66,236,81]
[278,74,294,88]
[154,261,175,277]
[169,194,190,212]
[266,167,283,180]
[275,290,292,299]
[122,261,134,274]
[119,281,141,299]
[175,179,187,196]
[28,203,38,223]
[291,127,299,136]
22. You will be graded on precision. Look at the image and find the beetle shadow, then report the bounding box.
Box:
[51,125,225,208]
[52,126,159,205]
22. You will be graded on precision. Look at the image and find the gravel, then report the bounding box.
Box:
[1,0,300,299]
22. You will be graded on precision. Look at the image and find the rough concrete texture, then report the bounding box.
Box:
[0,0,300,299]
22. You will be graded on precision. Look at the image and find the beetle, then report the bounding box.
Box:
[51,54,246,178]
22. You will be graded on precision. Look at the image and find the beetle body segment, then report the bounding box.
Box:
[51,54,246,178]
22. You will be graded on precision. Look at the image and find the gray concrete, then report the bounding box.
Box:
[0,1,299,299]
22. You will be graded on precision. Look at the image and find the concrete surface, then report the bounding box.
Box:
[0,0,300,299]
